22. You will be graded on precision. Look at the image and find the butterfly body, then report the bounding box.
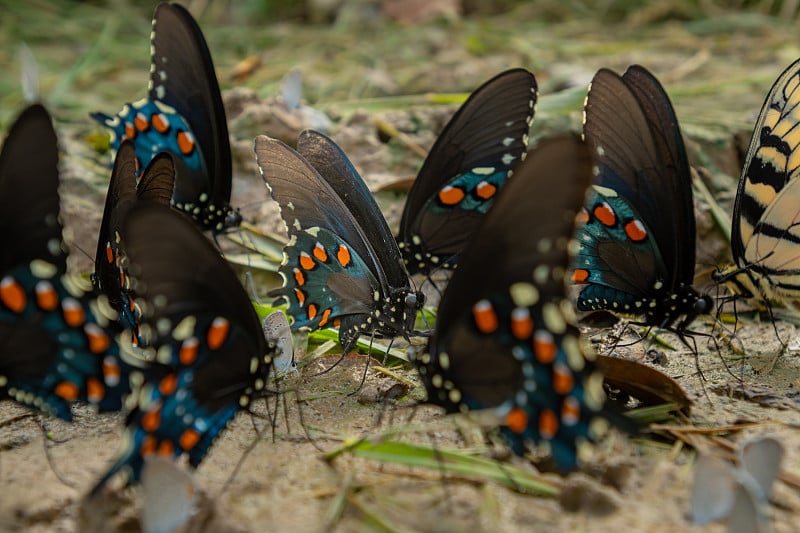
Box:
[1,105,140,420]
[714,58,800,306]
[93,204,275,491]
[397,68,538,276]
[416,136,608,469]
[91,2,238,233]
[256,131,423,353]
[574,65,710,331]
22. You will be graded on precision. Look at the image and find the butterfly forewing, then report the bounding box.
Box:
[149,2,232,208]
[0,104,64,273]
[297,130,410,289]
[398,68,538,275]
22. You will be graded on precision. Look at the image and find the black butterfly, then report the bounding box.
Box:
[92,203,276,491]
[397,68,537,277]
[713,57,800,308]
[91,2,240,233]
[92,141,175,345]
[255,130,424,354]
[0,104,140,420]
[573,65,710,331]
[415,136,609,469]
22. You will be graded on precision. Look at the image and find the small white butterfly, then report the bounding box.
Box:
[141,456,197,533]
[690,436,784,533]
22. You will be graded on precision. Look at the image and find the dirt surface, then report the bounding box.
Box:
[2,2,800,532]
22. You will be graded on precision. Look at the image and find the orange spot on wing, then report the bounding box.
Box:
[294,288,306,306]
[86,377,104,403]
[562,396,581,425]
[207,317,230,350]
[103,356,121,386]
[475,181,496,200]
[158,440,175,457]
[572,269,590,284]
[318,308,332,327]
[533,331,557,364]
[105,243,114,264]
[180,429,201,451]
[539,409,559,439]
[337,245,351,267]
[299,252,315,271]
[0,277,26,313]
[55,381,79,401]
[293,268,305,287]
[35,282,58,311]
[511,308,533,340]
[576,208,590,224]
[62,298,86,328]
[141,435,157,457]
[159,374,178,396]
[472,300,498,333]
[176,131,195,155]
[179,338,199,365]
[593,202,616,226]
[152,113,169,133]
[134,112,149,132]
[85,324,111,353]
[505,407,528,434]
[624,219,647,242]
[313,243,328,262]
[553,363,575,395]
[308,303,318,320]
[438,185,466,205]
[142,406,161,432]
[124,122,136,140]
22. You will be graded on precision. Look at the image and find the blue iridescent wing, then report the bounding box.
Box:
[398,69,537,275]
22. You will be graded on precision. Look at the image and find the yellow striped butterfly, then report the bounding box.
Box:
[714,57,800,307]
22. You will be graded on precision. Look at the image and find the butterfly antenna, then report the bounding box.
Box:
[348,336,375,396]
[36,417,77,489]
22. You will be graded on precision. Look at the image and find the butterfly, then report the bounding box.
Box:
[396,68,537,277]
[255,130,425,355]
[92,203,275,491]
[92,141,175,345]
[415,136,609,470]
[713,57,800,308]
[573,65,711,332]
[91,2,240,233]
[0,104,140,420]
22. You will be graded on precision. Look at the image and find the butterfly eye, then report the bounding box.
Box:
[695,296,712,314]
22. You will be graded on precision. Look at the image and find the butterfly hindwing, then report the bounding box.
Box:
[418,136,608,469]
[398,68,538,275]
